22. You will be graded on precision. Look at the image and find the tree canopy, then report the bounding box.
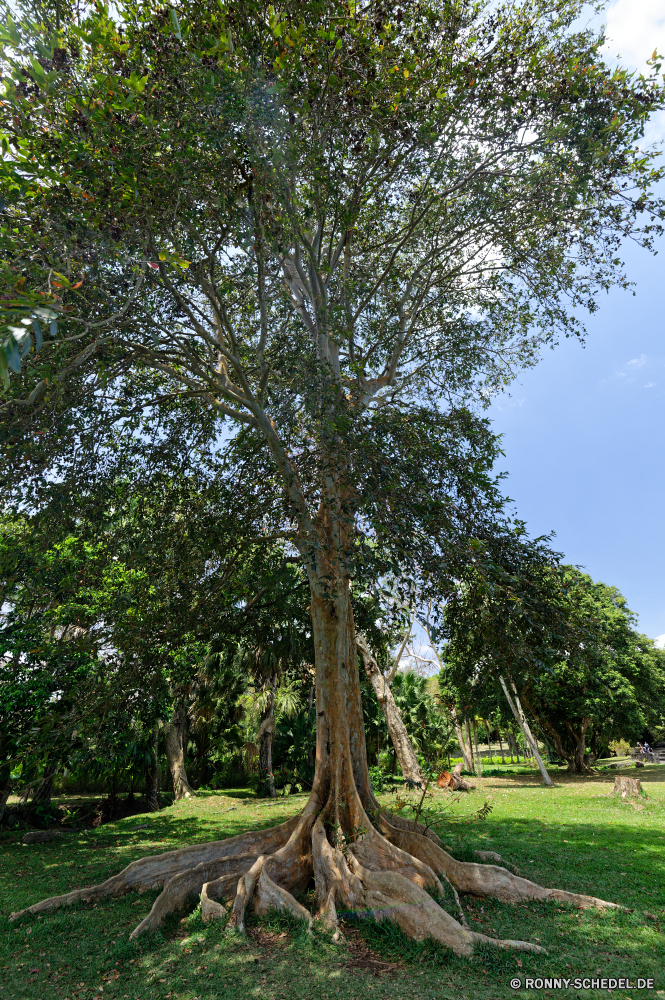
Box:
[2,0,664,959]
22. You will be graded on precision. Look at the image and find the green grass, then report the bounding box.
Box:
[1,769,664,1000]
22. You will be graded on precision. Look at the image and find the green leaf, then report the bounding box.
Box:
[169,9,182,40]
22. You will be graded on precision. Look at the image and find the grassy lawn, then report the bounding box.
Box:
[1,767,664,1000]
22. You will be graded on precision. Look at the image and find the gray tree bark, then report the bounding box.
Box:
[499,675,552,787]
[472,718,482,777]
[357,636,423,786]
[164,706,195,800]
[465,718,475,771]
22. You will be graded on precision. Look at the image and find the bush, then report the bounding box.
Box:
[369,763,394,793]
[609,738,632,757]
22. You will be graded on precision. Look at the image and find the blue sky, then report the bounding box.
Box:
[485,0,665,643]
[400,1,665,670]
[488,235,665,642]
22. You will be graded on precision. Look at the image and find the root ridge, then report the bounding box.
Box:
[378,816,621,910]
[9,814,300,924]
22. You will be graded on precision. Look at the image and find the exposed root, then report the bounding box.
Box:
[349,826,443,895]
[201,878,231,923]
[228,805,315,934]
[439,871,470,930]
[9,776,621,965]
[349,854,476,956]
[347,856,545,957]
[312,815,364,935]
[254,866,313,931]
[375,808,442,846]
[309,793,545,958]
[229,855,266,934]
[9,814,299,923]
[474,850,503,863]
[379,818,622,910]
[129,852,260,939]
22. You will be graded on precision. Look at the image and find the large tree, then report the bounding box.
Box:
[3,0,663,954]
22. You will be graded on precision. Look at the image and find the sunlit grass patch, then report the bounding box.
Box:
[1,776,664,1000]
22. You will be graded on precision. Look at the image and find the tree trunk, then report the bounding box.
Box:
[0,774,11,825]
[517,695,575,772]
[257,685,276,798]
[484,719,493,763]
[613,776,641,798]
[357,636,423,787]
[307,684,315,771]
[497,723,505,764]
[32,761,57,808]
[499,676,552,787]
[145,724,160,812]
[164,706,195,800]
[465,718,475,771]
[450,709,473,770]
[472,719,482,777]
[568,717,593,774]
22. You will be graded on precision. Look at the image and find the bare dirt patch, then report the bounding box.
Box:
[247,926,290,949]
[344,927,401,978]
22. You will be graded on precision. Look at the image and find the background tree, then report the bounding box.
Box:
[204,555,314,797]
[516,572,665,771]
[3,0,664,955]
[441,536,665,773]
[357,613,426,786]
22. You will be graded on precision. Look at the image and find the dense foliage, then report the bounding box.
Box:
[439,543,665,771]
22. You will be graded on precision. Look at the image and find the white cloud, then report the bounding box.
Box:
[627,354,648,368]
[655,634,665,649]
[604,0,665,68]
[494,397,525,412]
[644,381,656,387]
[603,0,665,144]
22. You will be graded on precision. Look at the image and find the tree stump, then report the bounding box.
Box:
[613,776,641,798]
[437,763,475,792]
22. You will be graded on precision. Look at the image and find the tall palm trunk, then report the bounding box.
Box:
[257,683,276,798]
